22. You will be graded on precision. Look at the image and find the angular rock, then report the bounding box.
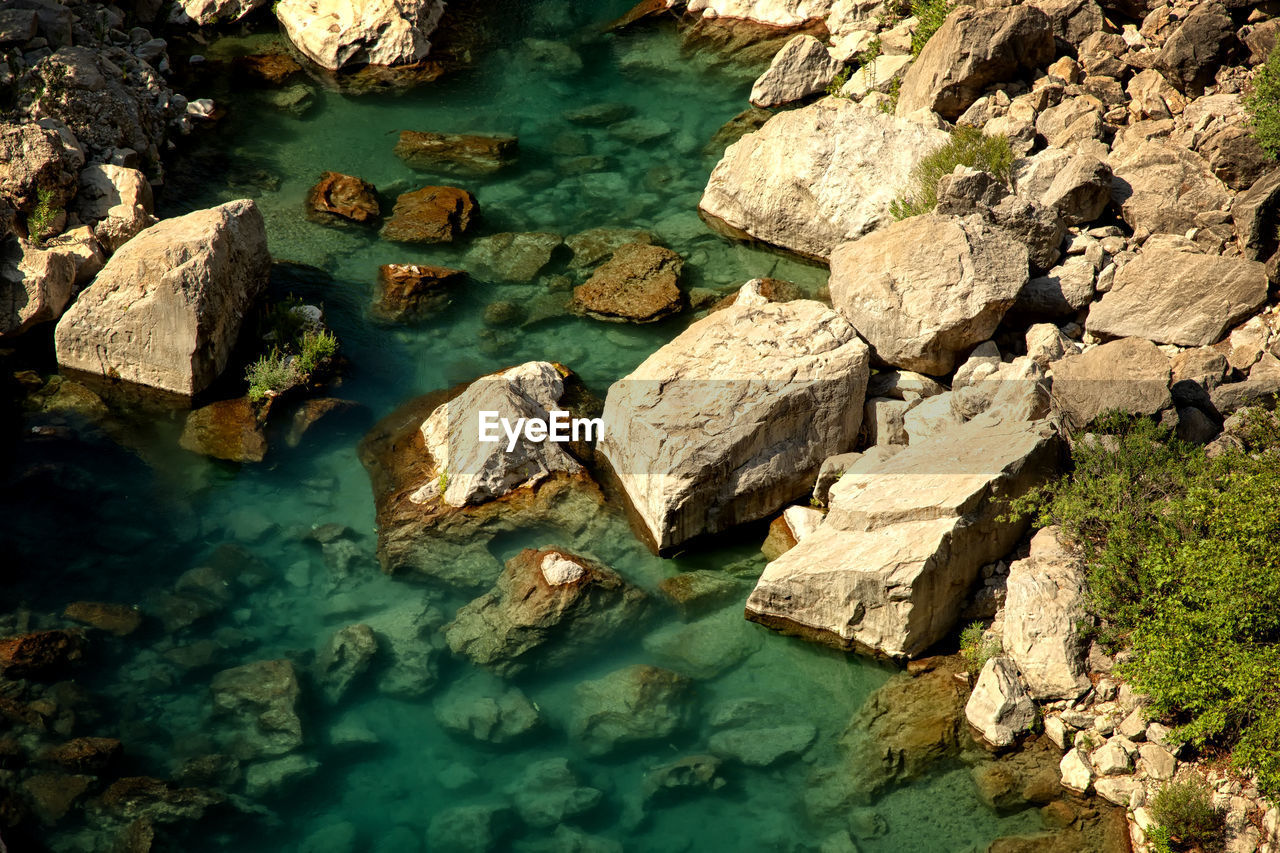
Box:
[393,131,517,175]
[1153,2,1234,96]
[599,297,870,552]
[1094,776,1139,806]
[828,213,1029,375]
[465,232,561,283]
[1059,748,1093,793]
[0,629,85,678]
[656,570,744,618]
[1211,353,1280,414]
[1232,167,1280,261]
[174,0,268,24]
[364,594,445,698]
[709,722,816,766]
[565,227,654,270]
[1049,337,1171,429]
[1003,528,1090,701]
[749,34,841,108]
[571,243,684,323]
[244,754,318,798]
[746,411,1058,658]
[379,186,476,244]
[0,237,76,337]
[1108,132,1230,236]
[1086,251,1268,347]
[40,737,121,774]
[569,664,694,757]
[966,656,1037,748]
[1016,256,1095,318]
[699,99,949,259]
[0,121,80,211]
[896,5,1055,120]
[426,803,514,853]
[1090,739,1132,776]
[372,263,465,322]
[305,172,380,226]
[642,609,762,679]
[179,398,268,463]
[62,601,142,636]
[316,624,377,704]
[433,671,540,744]
[54,200,269,396]
[209,659,303,760]
[274,0,445,71]
[673,0,836,28]
[444,547,648,677]
[75,164,156,253]
[643,754,726,802]
[508,758,602,828]
[1013,148,1112,226]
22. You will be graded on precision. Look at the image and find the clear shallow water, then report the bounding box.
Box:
[4,2,1048,850]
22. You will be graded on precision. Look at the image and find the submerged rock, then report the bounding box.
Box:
[434,671,540,744]
[316,624,378,705]
[305,172,381,226]
[363,593,445,698]
[380,186,477,244]
[394,131,518,175]
[642,754,726,802]
[599,295,870,552]
[179,398,267,464]
[426,803,515,853]
[508,758,602,828]
[709,722,816,767]
[444,547,649,677]
[699,98,949,260]
[54,200,270,397]
[62,602,142,636]
[465,232,561,282]
[642,609,762,679]
[565,227,654,270]
[656,570,745,619]
[570,664,695,757]
[274,0,445,71]
[209,659,303,760]
[372,263,466,322]
[571,243,685,323]
[746,411,1058,658]
[0,629,85,678]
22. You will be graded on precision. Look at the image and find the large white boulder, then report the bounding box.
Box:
[828,213,1030,375]
[745,407,1058,658]
[669,0,836,27]
[53,200,269,396]
[172,0,269,24]
[1003,527,1091,701]
[274,0,445,71]
[699,99,949,260]
[749,34,841,108]
[74,164,156,253]
[965,656,1037,747]
[599,295,871,552]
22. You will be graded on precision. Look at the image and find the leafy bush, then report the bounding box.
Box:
[889,126,1014,219]
[298,329,337,374]
[1246,42,1280,158]
[1148,779,1225,853]
[27,187,61,247]
[960,621,1001,678]
[826,65,852,97]
[1015,410,1280,796]
[911,0,955,58]
[246,351,300,402]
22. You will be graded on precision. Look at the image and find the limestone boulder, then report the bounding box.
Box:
[209,659,303,760]
[1049,337,1172,429]
[372,263,465,322]
[749,34,841,108]
[569,664,695,757]
[274,0,445,70]
[444,547,649,677]
[1085,251,1267,347]
[746,409,1058,658]
[1108,131,1230,236]
[315,624,378,705]
[173,0,269,24]
[571,243,684,323]
[305,172,380,226]
[599,296,870,552]
[75,165,156,253]
[896,5,1055,120]
[379,186,476,244]
[0,120,81,212]
[465,232,561,283]
[828,213,1029,375]
[965,656,1037,748]
[1153,2,1234,96]
[508,758,602,829]
[671,0,836,27]
[0,237,76,337]
[1012,148,1112,226]
[1003,528,1090,701]
[699,98,949,260]
[179,397,268,463]
[54,200,270,396]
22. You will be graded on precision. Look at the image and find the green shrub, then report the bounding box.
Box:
[1015,410,1280,796]
[911,0,955,58]
[889,126,1013,219]
[959,621,1001,678]
[1247,42,1280,158]
[26,187,61,247]
[826,65,852,97]
[246,351,300,402]
[297,329,337,374]
[1148,779,1226,853]
[880,77,901,114]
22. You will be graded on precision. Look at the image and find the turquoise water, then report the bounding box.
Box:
[4,3,1051,850]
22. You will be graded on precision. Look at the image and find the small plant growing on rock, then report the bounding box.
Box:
[911,0,956,58]
[297,329,338,374]
[890,126,1013,219]
[959,621,1000,678]
[826,65,852,97]
[1148,778,1226,853]
[1247,43,1280,158]
[246,350,301,402]
[26,187,61,247]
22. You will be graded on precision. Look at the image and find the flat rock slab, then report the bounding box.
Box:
[571,243,684,323]
[745,411,1058,658]
[380,186,477,244]
[698,99,949,260]
[394,130,517,175]
[599,297,870,552]
[1085,250,1267,346]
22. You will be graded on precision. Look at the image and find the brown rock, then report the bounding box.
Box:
[62,601,142,636]
[40,737,121,773]
[305,172,381,225]
[284,398,361,448]
[179,398,267,464]
[0,629,85,678]
[372,263,466,322]
[97,777,223,824]
[234,51,304,85]
[565,227,654,270]
[23,773,91,824]
[571,243,684,323]
[393,131,517,175]
[380,186,478,244]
